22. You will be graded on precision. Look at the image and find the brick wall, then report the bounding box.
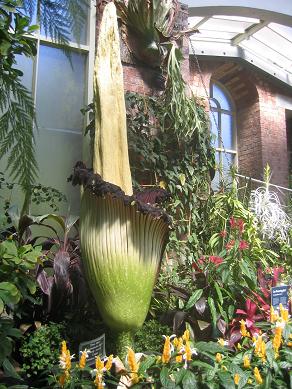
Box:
[188,58,290,188]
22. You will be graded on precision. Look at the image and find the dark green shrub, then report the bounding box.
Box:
[20,322,64,378]
[134,319,171,353]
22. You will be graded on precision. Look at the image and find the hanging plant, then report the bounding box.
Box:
[115,0,197,69]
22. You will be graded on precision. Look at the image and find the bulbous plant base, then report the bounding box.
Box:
[69,163,170,353]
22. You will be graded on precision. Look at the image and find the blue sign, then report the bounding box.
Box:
[271,286,290,310]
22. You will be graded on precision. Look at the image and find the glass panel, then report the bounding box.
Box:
[210,110,219,147]
[33,128,82,215]
[15,54,34,91]
[40,4,88,45]
[36,44,86,131]
[211,152,221,191]
[221,113,234,150]
[222,153,235,186]
[212,83,232,111]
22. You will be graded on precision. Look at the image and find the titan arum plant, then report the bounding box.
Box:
[70,2,170,357]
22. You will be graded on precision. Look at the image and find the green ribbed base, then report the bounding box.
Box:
[113,330,134,361]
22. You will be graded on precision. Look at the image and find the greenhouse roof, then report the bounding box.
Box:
[186,1,292,87]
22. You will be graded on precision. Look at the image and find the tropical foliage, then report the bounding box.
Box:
[0,0,88,206]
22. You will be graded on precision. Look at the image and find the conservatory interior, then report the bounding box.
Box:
[0,0,292,388]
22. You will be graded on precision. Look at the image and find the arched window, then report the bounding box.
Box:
[210,81,237,189]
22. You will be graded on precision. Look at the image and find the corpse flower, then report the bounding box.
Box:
[70,2,169,357]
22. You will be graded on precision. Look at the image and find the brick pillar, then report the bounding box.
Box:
[257,83,289,187]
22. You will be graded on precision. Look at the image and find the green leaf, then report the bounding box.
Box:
[217,371,235,389]
[182,370,198,389]
[0,298,4,314]
[0,282,20,305]
[3,358,22,379]
[138,356,156,374]
[185,289,203,310]
[208,297,217,327]
[174,368,187,384]
[214,282,223,305]
[160,366,171,388]
[0,337,12,364]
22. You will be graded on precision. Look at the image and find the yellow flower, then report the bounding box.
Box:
[218,338,227,346]
[273,326,283,359]
[184,341,192,362]
[182,329,190,342]
[162,336,172,363]
[260,340,266,363]
[270,306,278,323]
[94,373,104,389]
[61,341,67,356]
[279,304,289,322]
[59,374,66,387]
[288,342,292,347]
[58,342,73,386]
[240,320,250,338]
[234,373,240,385]
[215,353,223,363]
[254,367,263,385]
[127,348,139,384]
[173,337,183,363]
[248,379,253,384]
[243,355,250,368]
[105,355,113,371]
[254,335,266,361]
[95,356,104,372]
[79,350,88,369]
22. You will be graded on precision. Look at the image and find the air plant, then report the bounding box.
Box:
[115,0,179,68]
[249,165,291,242]
[70,2,169,358]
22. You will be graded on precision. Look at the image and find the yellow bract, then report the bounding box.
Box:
[254,367,263,384]
[234,373,240,385]
[240,320,250,338]
[243,355,250,368]
[273,326,283,359]
[127,348,140,384]
[162,336,172,364]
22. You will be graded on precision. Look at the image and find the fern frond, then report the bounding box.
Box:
[68,0,89,42]
[0,77,38,190]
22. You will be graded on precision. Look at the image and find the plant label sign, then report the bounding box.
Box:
[79,334,106,366]
[271,286,289,310]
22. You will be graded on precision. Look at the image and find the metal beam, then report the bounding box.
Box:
[231,20,269,46]
[189,37,292,88]
[183,3,292,27]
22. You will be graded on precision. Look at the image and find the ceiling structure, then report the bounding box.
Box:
[184,1,292,87]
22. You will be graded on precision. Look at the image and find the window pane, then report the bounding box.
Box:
[211,152,221,191]
[15,54,34,91]
[34,129,82,215]
[222,153,235,185]
[40,5,88,45]
[221,113,234,150]
[212,83,232,111]
[36,44,86,131]
[210,110,219,147]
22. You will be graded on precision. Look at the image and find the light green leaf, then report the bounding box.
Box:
[185,289,203,310]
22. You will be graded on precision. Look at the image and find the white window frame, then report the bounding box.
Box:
[210,80,237,184]
[26,0,96,143]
